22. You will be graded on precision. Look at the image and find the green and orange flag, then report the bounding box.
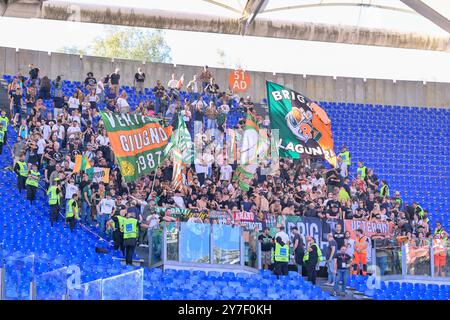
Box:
[73,155,92,173]
[266,81,337,167]
[100,112,173,183]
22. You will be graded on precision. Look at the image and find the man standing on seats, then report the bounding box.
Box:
[123,211,140,265]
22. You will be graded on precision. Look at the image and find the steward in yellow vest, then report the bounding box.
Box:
[66,193,80,232]
[338,145,351,167]
[273,236,289,278]
[111,209,127,254]
[123,212,140,265]
[14,153,28,193]
[47,178,62,227]
[25,163,40,204]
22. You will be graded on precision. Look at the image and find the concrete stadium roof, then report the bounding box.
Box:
[1,0,449,51]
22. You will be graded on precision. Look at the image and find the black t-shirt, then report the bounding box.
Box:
[335,253,352,270]
[12,94,22,106]
[135,73,145,82]
[326,239,337,260]
[85,77,97,87]
[153,85,165,98]
[53,151,63,163]
[366,200,375,213]
[293,234,304,254]
[258,234,273,252]
[333,231,345,249]
[29,68,39,80]
[307,244,319,264]
[304,207,318,218]
[110,73,120,85]
[326,200,340,210]
[54,96,64,109]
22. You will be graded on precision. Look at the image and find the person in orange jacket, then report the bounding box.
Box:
[353,229,369,276]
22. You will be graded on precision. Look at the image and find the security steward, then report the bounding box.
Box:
[14,153,28,193]
[25,163,40,204]
[338,145,351,171]
[0,110,8,144]
[353,228,369,275]
[66,193,80,232]
[123,212,140,265]
[273,236,289,278]
[111,209,127,255]
[47,178,62,226]
[303,236,323,285]
[0,122,5,154]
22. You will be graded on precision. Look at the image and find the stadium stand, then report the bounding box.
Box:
[0,72,448,301]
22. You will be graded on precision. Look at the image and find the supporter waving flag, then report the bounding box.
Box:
[100,112,172,182]
[266,81,337,167]
[73,154,92,173]
[163,114,194,190]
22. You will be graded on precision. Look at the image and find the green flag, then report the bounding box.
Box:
[266,81,337,166]
[100,112,172,183]
[163,114,194,189]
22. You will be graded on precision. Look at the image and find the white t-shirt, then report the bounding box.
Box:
[194,157,208,174]
[220,164,233,181]
[167,79,178,89]
[117,97,130,113]
[275,231,290,244]
[37,138,46,155]
[220,104,230,114]
[65,184,79,200]
[68,115,81,124]
[173,195,186,209]
[43,124,52,140]
[99,198,115,215]
[181,109,191,122]
[68,97,79,109]
[96,81,104,94]
[67,126,81,140]
[96,135,109,146]
[52,124,65,140]
[312,177,325,187]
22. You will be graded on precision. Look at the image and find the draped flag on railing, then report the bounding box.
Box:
[100,112,172,183]
[266,81,337,167]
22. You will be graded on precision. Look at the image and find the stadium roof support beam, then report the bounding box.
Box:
[0,0,449,52]
[400,0,450,34]
[239,0,269,36]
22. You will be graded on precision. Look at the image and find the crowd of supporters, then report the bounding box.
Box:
[1,63,448,282]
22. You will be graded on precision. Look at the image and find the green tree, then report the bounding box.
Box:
[91,27,172,63]
[59,45,87,56]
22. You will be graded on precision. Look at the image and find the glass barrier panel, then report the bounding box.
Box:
[374,246,402,276]
[67,279,102,300]
[35,267,68,300]
[4,254,34,300]
[212,224,241,265]
[179,222,211,263]
[406,244,431,276]
[101,269,144,300]
[243,230,258,268]
[149,228,163,266]
[433,239,448,278]
[166,222,180,261]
